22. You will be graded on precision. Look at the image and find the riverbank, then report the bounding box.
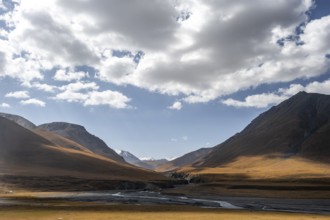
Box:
[1,190,329,214]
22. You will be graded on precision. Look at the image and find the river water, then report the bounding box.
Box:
[1,191,330,214]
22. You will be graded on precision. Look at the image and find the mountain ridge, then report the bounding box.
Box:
[195,92,330,167]
[38,122,124,163]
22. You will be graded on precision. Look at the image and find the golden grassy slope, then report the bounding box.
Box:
[179,156,330,181]
[34,129,93,153]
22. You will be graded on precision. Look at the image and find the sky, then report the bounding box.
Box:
[0,0,330,159]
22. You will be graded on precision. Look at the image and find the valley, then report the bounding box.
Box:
[1,92,330,219]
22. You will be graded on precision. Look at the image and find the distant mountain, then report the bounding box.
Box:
[116,150,141,164]
[115,150,154,170]
[0,116,168,190]
[158,148,213,171]
[142,158,169,170]
[38,122,124,163]
[196,92,330,167]
[0,112,36,130]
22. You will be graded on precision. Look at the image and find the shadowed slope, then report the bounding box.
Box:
[158,148,213,172]
[0,116,166,182]
[33,128,93,153]
[196,92,330,168]
[38,122,124,163]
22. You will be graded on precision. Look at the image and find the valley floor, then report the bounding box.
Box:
[0,190,329,217]
[0,204,329,220]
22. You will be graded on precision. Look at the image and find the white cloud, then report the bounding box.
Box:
[222,93,287,108]
[282,79,330,95]
[1,0,330,105]
[84,90,131,109]
[31,82,57,93]
[59,81,99,92]
[20,98,46,107]
[54,81,131,109]
[5,90,30,99]
[222,79,330,108]
[0,103,11,108]
[53,69,88,81]
[97,55,137,85]
[22,82,57,93]
[168,101,182,110]
[54,90,89,103]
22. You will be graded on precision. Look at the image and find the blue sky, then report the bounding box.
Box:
[0,0,330,159]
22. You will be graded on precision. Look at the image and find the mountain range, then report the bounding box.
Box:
[116,150,172,170]
[177,92,330,182]
[1,92,330,192]
[0,114,169,191]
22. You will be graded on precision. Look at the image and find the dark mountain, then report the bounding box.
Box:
[196,92,330,167]
[0,116,168,190]
[158,148,213,171]
[38,122,124,163]
[0,112,36,130]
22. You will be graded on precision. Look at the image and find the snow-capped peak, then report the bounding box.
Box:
[114,149,122,155]
[139,157,155,161]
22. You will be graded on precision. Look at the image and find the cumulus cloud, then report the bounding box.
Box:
[1,0,330,106]
[97,55,137,85]
[0,103,11,108]
[222,94,287,108]
[84,90,131,109]
[168,101,182,110]
[53,69,88,81]
[5,90,30,99]
[30,82,57,93]
[222,78,330,108]
[59,81,99,92]
[54,81,131,109]
[22,82,57,93]
[20,98,46,107]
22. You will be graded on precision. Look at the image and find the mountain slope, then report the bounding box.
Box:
[38,122,124,163]
[34,128,93,153]
[196,92,330,168]
[0,112,36,130]
[0,116,167,187]
[158,148,213,171]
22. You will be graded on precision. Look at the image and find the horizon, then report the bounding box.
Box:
[1,0,330,159]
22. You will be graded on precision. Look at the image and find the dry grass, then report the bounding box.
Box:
[179,156,330,180]
[0,205,328,220]
[171,156,330,199]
